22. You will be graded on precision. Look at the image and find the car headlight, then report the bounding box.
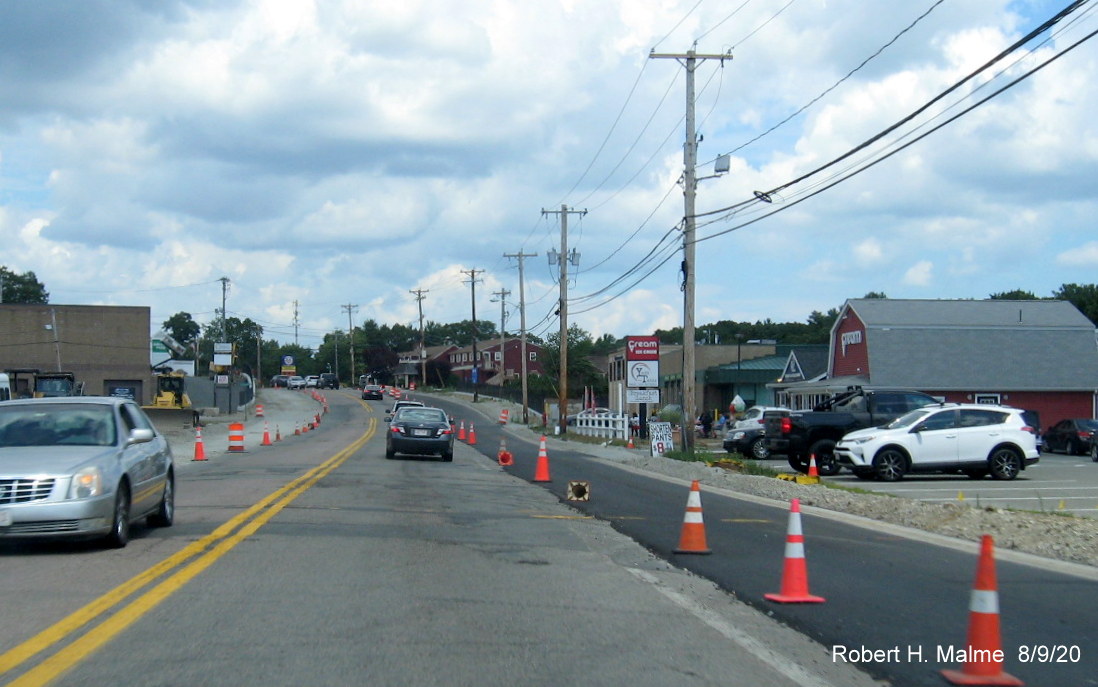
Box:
[848,435,877,445]
[69,466,104,499]
[732,431,747,440]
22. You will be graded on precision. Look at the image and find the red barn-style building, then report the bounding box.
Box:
[773,298,1098,431]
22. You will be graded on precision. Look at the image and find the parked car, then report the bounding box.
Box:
[287,376,306,389]
[731,405,789,431]
[317,373,339,390]
[723,426,770,459]
[304,375,320,388]
[834,404,1039,481]
[361,384,384,400]
[269,374,290,388]
[1042,418,1098,455]
[385,406,455,461]
[0,397,175,547]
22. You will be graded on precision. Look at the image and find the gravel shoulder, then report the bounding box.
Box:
[428,392,1098,570]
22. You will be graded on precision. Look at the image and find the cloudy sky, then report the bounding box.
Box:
[2,0,1096,350]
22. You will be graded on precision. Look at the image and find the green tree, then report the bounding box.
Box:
[989,289,1039,300]
[538,324,607,400]
[1053,283,1098,325]
[0,267,48,303]
[162,312,201,353]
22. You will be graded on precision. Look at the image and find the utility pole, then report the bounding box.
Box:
[650,47,731,452]
[504,251,537,424]
[218,276,231,340]
[410,288,429,387]
[292,300,300,346]
[491,288,511,386]
[342,303,358,384]
[543,205,586,435]
[460,268,484,402]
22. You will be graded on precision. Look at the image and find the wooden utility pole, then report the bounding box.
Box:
[491,288,510,383]
[504,251,537,424]
[342,303,358,384]
[543,205,586,435]
[460,269,484,402]
[410,288,429,386]
[650,47,731,452]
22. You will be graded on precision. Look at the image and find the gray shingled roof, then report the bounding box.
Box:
[845,299,1098,391]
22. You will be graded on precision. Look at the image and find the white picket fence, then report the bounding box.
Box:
[571,412,629,440]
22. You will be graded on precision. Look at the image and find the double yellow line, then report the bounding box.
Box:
[0,419,377,686]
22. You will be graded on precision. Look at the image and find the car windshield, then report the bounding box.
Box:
[884,408,933,429]
[396,409,447,423]
[0,404,117,448]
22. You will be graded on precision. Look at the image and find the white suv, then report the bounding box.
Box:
[835,404,1039,482]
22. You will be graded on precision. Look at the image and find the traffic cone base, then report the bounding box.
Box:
[940,535,1022,686]
[498,438,514,466]
[765,498,824,603]
[673,480,711,554]
[533,436,551,482]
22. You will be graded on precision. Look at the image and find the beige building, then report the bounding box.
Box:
[0,304,154,403]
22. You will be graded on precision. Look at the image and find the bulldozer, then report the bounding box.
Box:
[142,369,200,427]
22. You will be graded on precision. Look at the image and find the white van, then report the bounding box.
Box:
[0,373,10,402]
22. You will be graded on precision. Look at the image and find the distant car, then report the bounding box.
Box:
[317,373,340,390]
[385,406,455,461]
[0,397,175,547]
[304,375,320,388]
[731,405,789,431]
[835,404,1039,481]
[1042,418,1098,455]
[361,385,384,400]
[723,426,770,459]
[385,400,425,420]
[287,376,306,389]
[270,374,290,388]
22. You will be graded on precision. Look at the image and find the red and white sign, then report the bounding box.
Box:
[626,336,660,361]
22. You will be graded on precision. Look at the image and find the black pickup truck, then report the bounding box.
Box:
[764,387,940,475]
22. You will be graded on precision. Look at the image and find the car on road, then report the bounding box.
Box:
[385,406,455,461]
[269,374,290,388]
[304,375,320,388]
[287,376,306,389]
[1042,418,1098,455]
[834,403,1039,481]
[723,426,770,459]
[317,373,340,390]
[0,397,175,547]
[361,384,384,400]
[731,405,789,431]
[385,400,425,420]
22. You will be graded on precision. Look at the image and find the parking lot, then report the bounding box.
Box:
[817,451,1098,518]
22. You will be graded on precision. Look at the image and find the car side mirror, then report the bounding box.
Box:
[384,415,392,423]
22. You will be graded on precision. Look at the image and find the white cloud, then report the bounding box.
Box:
[904,260,934,286]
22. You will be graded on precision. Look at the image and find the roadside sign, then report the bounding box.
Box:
[627,388,660,404]
[626,336,660,361]
[649,421,673,456]
[627,361,659,387]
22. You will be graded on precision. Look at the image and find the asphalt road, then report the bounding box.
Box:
[422,393,1098,687]
[0,391,882,687]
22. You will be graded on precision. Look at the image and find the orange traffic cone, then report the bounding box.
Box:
[673,480,712,555]
[627,435,635,449]
[458,420,466,441]
[808,454,820,478]
[765,498,825,603]
[533,436,551,482]
[314,412,321,427]
[941,535,1023,686]
[261,420,272,446]
[468,422,477,446]
[294,422,300,436]
[192,427,207,462]
[301,419,309,433]
[497,438,514,467]
[275,425,282,442]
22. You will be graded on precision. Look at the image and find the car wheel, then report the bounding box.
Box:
[385,445,395,459]
[147,473,174,527]
[787,455,809,473]
[104,484,131,548]
[873,448,907,482]
[749,437,770,460]
[442,450,454,462]
[989,448,1022,480]
[962,468,989,480]
[1068,438,1081,456]
[1092,443,1098,462]
[808,439,841,476]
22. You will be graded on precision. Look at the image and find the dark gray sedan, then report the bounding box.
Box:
[385,407,455,461]
[0,397,174,548]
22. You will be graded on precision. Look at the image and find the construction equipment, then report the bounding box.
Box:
[34,371,80,397]
[143,369,200,427]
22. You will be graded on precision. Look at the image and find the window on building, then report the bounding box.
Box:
[494,352,501,361]
[529,352,537,361]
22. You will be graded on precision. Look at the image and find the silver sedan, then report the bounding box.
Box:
[0,396,175,548]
